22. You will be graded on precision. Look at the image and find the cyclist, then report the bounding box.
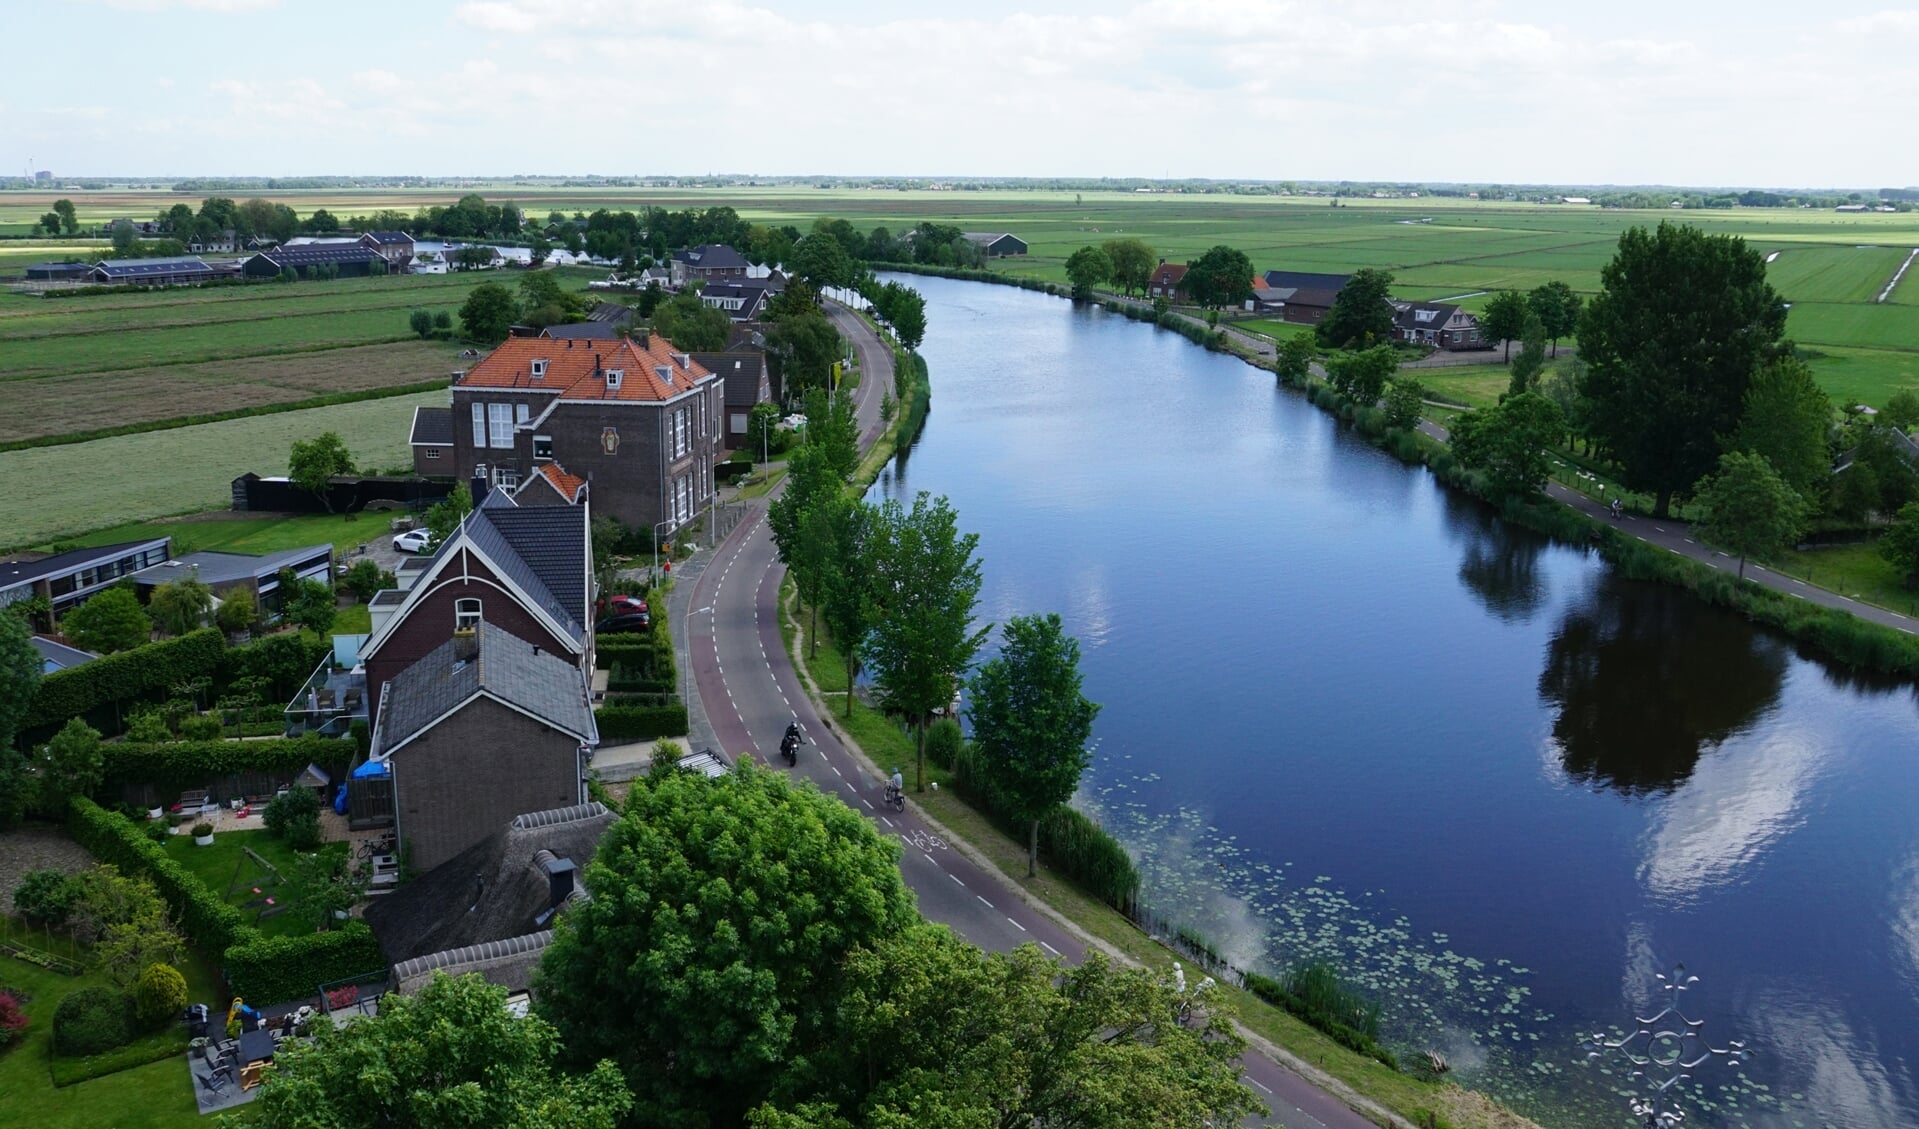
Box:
[888,767,904,803]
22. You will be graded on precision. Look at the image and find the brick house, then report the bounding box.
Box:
[360,491,591,735]
[409,405,454,475]
[669,243,751,287]
[361,230,416,270]
[1390,301,1488,350]
[448,334,722,535]
[1251,271,1351,324]
[369,622,598,872]
[690,350,771,453]
[515,462,588,506]
[1146,261,1187,298]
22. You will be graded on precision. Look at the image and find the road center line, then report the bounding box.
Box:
[948,873,964,886]
[975,894,993,909]
[1040,941,1060,956]
[1007,917,1026,931]
[922,851,937,865]
[1249,1079,1274,1094]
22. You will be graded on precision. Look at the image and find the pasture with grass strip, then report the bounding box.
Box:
[0,388,442,549]
[0,341,458,446]
[1764,244,1912,303]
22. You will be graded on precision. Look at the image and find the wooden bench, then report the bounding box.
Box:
[176,789,209,811]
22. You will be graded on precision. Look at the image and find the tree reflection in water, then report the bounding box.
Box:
[1443,493,1549,623]
[1539,574,1788,794]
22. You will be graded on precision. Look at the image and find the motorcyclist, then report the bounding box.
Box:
[785,721,802,746]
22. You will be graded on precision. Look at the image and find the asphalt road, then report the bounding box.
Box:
[676,303,1377,1129]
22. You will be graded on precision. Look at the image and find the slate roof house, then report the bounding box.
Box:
[241,244,387,279]
[1146,261,1187,298]
[669,243,750,287]
[0,538,172,614]
[697,279,780,321]
[1251,271,1350,324]
[360,230,416,269]
[691,350,772,452]
[1390,301,1487,350]
[962,232,1028,257]
[449,334,722,534]
[360,490,593,739]
[409,405,455,475]
[367,623,599,871]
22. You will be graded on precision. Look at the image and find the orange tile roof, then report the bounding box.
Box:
[534,462,587,503]
[457,335,713,403]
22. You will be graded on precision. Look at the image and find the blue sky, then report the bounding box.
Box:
[7,0,1915,188]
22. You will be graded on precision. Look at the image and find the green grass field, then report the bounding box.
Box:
[0,941,222,1129]
[161,830,346,941]
[0,389,442,551]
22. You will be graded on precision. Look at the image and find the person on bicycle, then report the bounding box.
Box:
[889,767,904,799]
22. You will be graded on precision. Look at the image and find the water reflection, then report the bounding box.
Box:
[1638,727,1829,902]
[1442,493,1549,623]
[1539,576,1788,794]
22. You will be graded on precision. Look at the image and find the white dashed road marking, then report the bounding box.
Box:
[1040,942,1060,956]
[1007,918,1026,931]
[975,895,993,909]
[1250,1079,1274,1095]
[948,873,964,886]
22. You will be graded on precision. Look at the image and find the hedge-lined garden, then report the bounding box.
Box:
[65,799,381,1004]
[592,587,689,744]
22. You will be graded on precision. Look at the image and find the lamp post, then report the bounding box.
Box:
[651,518,676,583]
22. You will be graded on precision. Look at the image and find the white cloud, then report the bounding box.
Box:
[96,0,278,10]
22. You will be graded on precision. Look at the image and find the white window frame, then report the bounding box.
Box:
[454,597,482,633]
[492,467,520,491]
[531,359,548,379]
[532,435,553,460]
[488,403,514,449]
[515,403,530,424]
[471,402,486,448]
[606,368,623,390]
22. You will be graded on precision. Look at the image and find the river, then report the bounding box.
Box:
[867,275,1919,1128]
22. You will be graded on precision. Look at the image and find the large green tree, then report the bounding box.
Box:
[863,492,989,792]
[0,614,40,830]
[536,763,918,1128]
[255,972,630,1129]
[1877,500,1919,584]
[1694,450,1808,579]
[652,289,732,352]
[1732,355,1833,501]
[1507,313,1547,396]
[1100,237,1156,297]
[1450,392,1566,499]
[147,572,212,637]
[1179,244,1254,310]
[764,301,843,400]
[1064,246,1112,301]
[289,431,356,513]
[1480,290,1530,362]
[34,718,104,814]
[967,614,1102,877]
[63,587,150,654]
[791,233,857,292]
[458,281,519,345]
[1577,222,1787,516]
[1528,280,1582,357]
[814,497,880,719]
[1314,267,1395,349]
[53,199,77,234]
[1324,344,1399,405]
[1273,333,1316,386]
[801,387,860,484]
[762,927,1263,1129]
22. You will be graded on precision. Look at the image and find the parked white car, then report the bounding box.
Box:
[392,529,433,554]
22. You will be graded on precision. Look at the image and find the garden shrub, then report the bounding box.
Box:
[264,787,321,850]
[224,924,383,1004]
[26,628,226,731]
[925,716,962,769]
[52,985,135,1056]
[13,869,79,926]
[178,714,222,741]
[593,703,689,742]
[133,962,187,1030]
[0,991,25,1052]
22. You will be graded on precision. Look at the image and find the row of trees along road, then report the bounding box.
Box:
[1064,239,1256,311]
[249,763,1262,1129]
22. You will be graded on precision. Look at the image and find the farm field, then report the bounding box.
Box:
[0,339,458,445]
[1764,244,1911,302]
[0,388,441,549]
[32,511,404,559]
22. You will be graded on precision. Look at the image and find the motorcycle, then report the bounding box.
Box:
[780,726,801,766]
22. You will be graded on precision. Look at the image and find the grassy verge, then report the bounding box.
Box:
[1776,539,1919,617]
[778,578,1517,1129]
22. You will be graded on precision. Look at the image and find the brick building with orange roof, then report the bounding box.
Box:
[450,333,722,534]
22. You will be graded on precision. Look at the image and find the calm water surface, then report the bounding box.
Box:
[870,276,1919,1128]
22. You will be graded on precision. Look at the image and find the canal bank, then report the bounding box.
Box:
[854,274,1919,1128]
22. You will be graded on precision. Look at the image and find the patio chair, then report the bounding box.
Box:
[195,1070,229,1096]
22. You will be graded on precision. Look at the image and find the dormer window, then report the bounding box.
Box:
[531,359,548,379]
[657,365,673,386]
[455,598,481,634]
[605,369,623,390]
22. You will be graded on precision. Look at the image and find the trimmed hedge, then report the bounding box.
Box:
[594,703,688,741]
[606,674,674,694]
[52,985,135,1057]
[26,628,226,730]
[100,735,349,790]
[224,924,384,1004]
[67,798,250,954]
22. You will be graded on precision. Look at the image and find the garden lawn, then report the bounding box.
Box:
[333,603,372,635]
[1414,364,1518,409]
[0,947,223,1129]
[160,829,345,941]
[38,512,402,560]
[1226,317,1315,341]
[0,388,441,550]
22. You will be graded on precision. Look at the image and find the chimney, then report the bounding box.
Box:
[470,473,489,503]
[534,850,577,915]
